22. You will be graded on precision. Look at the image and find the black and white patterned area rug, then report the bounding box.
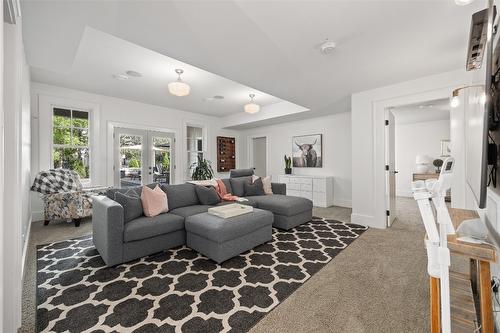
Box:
[37,217,367,333]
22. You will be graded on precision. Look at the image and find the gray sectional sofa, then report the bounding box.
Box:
[92,169,313,266]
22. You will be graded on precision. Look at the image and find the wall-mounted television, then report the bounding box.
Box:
[465,4,496,209]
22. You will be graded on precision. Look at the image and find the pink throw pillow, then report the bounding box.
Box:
[141,185,169,217]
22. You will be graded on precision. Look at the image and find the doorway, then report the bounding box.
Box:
[251,137,267,177]
[114,127,175,187]
[385,98,451,227]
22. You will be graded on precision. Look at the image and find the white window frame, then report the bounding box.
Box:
[37,94,100,186]
[50,105,93,183]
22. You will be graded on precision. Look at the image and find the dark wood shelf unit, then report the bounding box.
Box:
[217,136,235,173]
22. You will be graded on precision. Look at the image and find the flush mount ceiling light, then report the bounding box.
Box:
[168,69,191,97]
[244,94,260,114]
[455,0,475,5]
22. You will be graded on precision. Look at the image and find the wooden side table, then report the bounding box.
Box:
[429,209,497,333]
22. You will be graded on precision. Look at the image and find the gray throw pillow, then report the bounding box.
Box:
[114,191,143,223]
[244,178,265,196]
[229,176,251,197]
[195,185,221,205]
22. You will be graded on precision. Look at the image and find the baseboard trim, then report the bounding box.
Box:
[21,218,32,279]
[333,199,352,208]
[351,213,387,229]
[32,210,44,222]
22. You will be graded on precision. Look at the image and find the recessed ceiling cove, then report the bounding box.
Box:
[23,0,483,119]
[29,27,297,117]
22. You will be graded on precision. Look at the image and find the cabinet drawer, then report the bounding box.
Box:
[313,192,327,207]
[299,177,312,185]
[288,183,300,191]
[301,183,312,191]
[279,176,290,184]
[313,179,326,192]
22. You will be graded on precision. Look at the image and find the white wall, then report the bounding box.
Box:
[30,82,240,220]
[395,119,450,197]
[3,12,31,333]
[0,4,4,331]
[239,112,352,207]
[351,69,471,229]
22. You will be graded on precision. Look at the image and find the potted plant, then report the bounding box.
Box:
[191,155,214,180]
[284,155,292,174]
[433,159,444,173]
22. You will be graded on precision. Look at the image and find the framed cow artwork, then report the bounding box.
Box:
[292,134,322,168]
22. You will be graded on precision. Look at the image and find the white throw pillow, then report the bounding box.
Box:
[261,176,273,195]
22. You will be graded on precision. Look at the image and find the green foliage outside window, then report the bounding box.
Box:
[52,108,90,179]
[128,157,141,168]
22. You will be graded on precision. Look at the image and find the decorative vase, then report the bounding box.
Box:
[285,168,292,175]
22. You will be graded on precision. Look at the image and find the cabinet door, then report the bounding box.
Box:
[301,191,313,200]
[313,178,326,193]
[313,192,326,207]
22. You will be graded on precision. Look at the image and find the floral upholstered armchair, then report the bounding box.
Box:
[31,169,108,227]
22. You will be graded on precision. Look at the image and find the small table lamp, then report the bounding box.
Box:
[416,155,430,173]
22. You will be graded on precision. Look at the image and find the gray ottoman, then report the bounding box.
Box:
[185,208,273,263]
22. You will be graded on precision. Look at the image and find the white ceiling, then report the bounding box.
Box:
[22,0,485,119]
[30,27,286,116]
[391,98,450,124]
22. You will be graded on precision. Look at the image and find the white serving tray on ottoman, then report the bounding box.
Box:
[208,203,253,218]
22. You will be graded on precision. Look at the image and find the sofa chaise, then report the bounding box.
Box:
[92,169,313,266]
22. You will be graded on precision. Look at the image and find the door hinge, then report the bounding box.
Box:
[385,119,389,126]
[385,165,389,171]
[113,165,115,171]
[113,132,115,139]
[174,138,176,143]
[386,210,390,216]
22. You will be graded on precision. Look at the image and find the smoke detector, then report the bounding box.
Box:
[320,39,336,54]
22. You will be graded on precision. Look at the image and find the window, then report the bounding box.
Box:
[186,126,204,179]
[52,107,90,179]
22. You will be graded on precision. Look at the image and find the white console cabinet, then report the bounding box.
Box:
[277,175,334,208]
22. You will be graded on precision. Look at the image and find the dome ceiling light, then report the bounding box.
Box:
[168,69,191,97]
[455,0,475,5]
[244,94,260,114]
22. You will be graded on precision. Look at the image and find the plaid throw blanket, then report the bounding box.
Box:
[31,169,83,194]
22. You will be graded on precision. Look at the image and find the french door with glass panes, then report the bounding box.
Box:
[114,128,175,188]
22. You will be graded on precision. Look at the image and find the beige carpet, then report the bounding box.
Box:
[21,198,431,332]
[249,198,429,333]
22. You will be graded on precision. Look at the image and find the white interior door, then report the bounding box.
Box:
[386,110,397,227]
[114,128,175,188]
[252,137,267,177]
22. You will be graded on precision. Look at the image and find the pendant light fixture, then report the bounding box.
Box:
[168,69,191,97]
[244,94,260,114]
